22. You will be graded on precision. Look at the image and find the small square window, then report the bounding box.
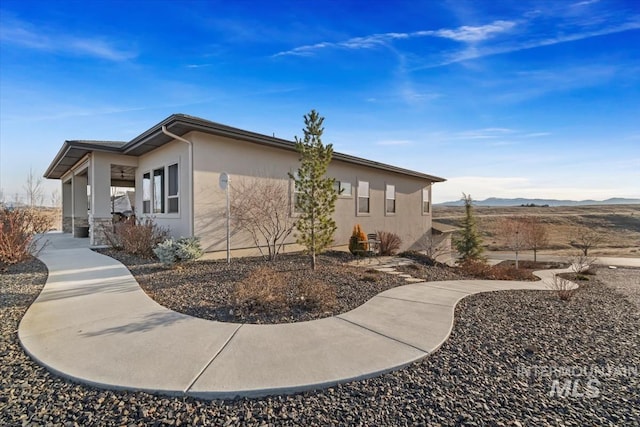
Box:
[333,180,352,196]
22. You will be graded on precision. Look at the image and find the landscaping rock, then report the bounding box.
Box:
[2,258,639,425]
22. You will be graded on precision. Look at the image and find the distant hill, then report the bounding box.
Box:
[436,197,640,207]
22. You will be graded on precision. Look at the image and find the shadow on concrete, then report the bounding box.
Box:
[80,310,187,337]
[36,277,137,302]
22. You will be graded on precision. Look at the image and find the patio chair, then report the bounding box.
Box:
[366,233,381,261]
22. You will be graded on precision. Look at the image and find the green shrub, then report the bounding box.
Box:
[153,236,203,267]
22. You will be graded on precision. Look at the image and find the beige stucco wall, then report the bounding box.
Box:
[136,140,191,238]
[190,131,435,254]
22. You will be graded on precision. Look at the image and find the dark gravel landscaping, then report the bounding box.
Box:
[96,249,419,324]
[3,257,639,426]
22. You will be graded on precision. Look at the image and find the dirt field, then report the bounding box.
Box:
[433,204,640,257]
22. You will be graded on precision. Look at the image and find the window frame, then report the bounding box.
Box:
[357,180,370,215]
[152,168,165,214]
[385,183,396,215]
[141,161,180,216]
[167,163,179,213]
[333,180,353,198]
[422,185,431,215]
[142,172,151,214]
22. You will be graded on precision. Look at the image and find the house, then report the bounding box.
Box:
[44,114,449,257]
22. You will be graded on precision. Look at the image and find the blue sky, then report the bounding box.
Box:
[1,0,639,204]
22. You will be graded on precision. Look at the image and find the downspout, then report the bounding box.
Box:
[161,126,194,237]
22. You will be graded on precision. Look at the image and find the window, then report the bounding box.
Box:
[168,163,179,213]
[292,172,303,214]
[386,184,396,214]
[333,180,352,196]
[142,172,151,213]
[358,180,369,214]
[422,186,430,214]
[153,168,165,213]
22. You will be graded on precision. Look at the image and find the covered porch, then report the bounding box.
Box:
[51,144,137,246]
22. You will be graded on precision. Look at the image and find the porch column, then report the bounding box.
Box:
[62,180,72,233]
[89,154,113,246]
[71,173,88,236]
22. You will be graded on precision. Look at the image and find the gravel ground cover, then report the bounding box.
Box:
[4,256,640,425]
[96,249,423,324]
[596,267,640,309]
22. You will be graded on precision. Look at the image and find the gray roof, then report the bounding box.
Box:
[45,114,446,182]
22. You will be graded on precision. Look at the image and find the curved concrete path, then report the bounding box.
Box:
[20,233,575,399]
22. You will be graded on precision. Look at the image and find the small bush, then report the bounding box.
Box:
[234,267,289,312]
[104,217,168,258]
[297,280,336,311]
[348,224,368,255]
[458,259,535,281]
[154,236,203,267]
[0,208,52,265]
[549,275,577,301]
[376,231,402,256]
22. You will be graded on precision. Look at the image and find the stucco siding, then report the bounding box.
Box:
[191,132,433,254]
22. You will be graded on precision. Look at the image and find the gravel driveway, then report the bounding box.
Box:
[3,259,639,426]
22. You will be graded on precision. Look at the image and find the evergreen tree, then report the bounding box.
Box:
[289,110,338,270]
[454,193,484,261]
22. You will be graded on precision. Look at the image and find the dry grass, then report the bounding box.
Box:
[434,204,640,257]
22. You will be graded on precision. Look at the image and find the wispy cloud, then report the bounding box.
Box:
[429,20,516,42]
[376,139,413,146]
[0,17,136,61]
[429,19,640,68]
[273,20,516,57]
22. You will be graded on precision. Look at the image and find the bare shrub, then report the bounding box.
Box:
[415,232,449,263]
[549,275,577,301]
[102,217,168,258]
[570,253,597,274]
[458,259,534,281]
[0,208,52,265]
[234,267,289,311]
[230,177,296,261]
[377,231,402,256]
[297,280,336,311]
[458,259,492,277]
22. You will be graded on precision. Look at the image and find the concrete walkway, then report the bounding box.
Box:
[20,233,580,399]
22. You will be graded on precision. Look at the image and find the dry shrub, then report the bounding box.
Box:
[297,280,336,311]
[377,230,402,255]
[549,275,577,301]
[458,259,492,277]
[234,267,289,311]
[103,217,168,258]
[0,208,52,265]
[459,259,535,280]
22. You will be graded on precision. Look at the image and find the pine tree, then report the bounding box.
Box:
[454,193,484,261]
[289,110,338,270]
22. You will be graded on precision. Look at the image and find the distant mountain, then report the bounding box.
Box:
[436,197,640,207]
